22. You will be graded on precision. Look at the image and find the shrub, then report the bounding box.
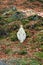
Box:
[0,21,6,25]
[26,31,32,38]
[28,15,40,21]
[27,0,36,2]
[38,0,43,3]
[4,48,12,54]
[10,32,18,41]
[21,18,29,25]
[0,27,9,37]
[31,23,43,30]
[7,58,29,65]
[18,50,27,55]
[13,24,19,30]
[0,16,3,20]
[10,11,24,21]
[30,32,43,43]
[29,59,41,65]
[34,52,43,59]
[24,24,30,29]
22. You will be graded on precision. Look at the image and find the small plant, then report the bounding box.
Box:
[18,50,27,55]
[30,32,43,43]
[0,21,6,25]
[29,59,41,65]
[0,27,8,38]
[21,18,29,25]
[26,31,32,38]
[10,32,18,41]
[28,15,39,21]
[24,24,30,29]
[39,45,43,52]
[7,58,29,65]
[4,48,12,54]
[34,52,43,59]
[38,0,43,3]
[27,0,36,2]
[13,24,19,30]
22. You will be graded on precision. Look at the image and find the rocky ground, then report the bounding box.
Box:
[0,0,43,65]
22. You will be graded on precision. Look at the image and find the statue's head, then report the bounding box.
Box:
[20,25,23,28]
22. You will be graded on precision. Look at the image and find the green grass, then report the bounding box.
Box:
[34,52,43,59]
[29,59,41,65]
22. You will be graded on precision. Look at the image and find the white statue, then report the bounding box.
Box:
[17,25,26,43]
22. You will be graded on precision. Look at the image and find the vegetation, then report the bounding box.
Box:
[0,1,43,65]
[17,50,27,55]
[34,52,43,59]
[27,0,43,3]
[10,33,18,41]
